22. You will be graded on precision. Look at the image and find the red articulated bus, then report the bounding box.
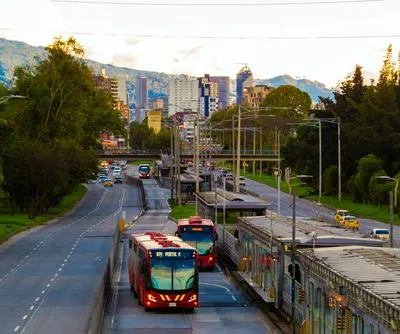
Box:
[176,216,218,270]
[128,232,199,311]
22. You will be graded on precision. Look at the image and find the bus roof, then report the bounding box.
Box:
[129,232,196,251]
[177,216,214,227]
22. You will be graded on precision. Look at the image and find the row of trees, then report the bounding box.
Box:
[0,37,125,218]
[210,45,400,208]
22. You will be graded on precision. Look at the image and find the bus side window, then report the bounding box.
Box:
[129,239,132,249]
[139,248,145,260]
[133,242,138,253]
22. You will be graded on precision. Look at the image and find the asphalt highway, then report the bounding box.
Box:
[236,176,400,246]
[0,180,142,333]
[102,171,271,334]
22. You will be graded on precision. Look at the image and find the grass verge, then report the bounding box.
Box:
[168,200,196,220]
[0,184,88,244]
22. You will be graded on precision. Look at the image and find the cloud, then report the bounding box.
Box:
[112,53,138,68]
[174,46,202,62]
[125,37,142,46]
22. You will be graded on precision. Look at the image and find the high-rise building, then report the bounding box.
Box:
[209,76,230,109]
[243,85,273,109]
[117,77,128,105]
[168,75,199,116]
[236,65,253,105]
[199,74,218,118]
[136,77,148,123]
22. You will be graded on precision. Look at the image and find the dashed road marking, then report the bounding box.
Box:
[41,290,45,294]
[29,305,34,311]
[13,326,20,332]
[22,315,27,320]
[35,297,40,302]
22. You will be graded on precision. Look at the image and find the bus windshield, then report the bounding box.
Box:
[180,226,214,256]
[149,249,196,291]
[139,165,150,174]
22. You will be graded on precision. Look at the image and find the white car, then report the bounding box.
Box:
[239,176,246,186]
[112,169,121,177]
[370,228,390,241]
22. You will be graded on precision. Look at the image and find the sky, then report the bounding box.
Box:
[1,0,399,88]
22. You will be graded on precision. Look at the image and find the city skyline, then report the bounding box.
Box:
[1,0,400,87]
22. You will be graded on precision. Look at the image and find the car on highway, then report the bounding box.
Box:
[339,215,359,230]
[334,209,351,223]
[98,175,108,183]
[239,176,246,186]
[226,173,234,181]
[114,176,123,184]
[370,228,390,241]
[112,168,121,177]
[104,178,113,187]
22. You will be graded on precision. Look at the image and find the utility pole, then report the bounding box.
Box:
[260,127,262,176]
[232,115,235,188]
[171,120,175,200]
[318,119,322,204]
[236,105,241,192]
[390,190,394,248]
[338,117,342,202]
[291,193,296,334]
[177,124,181,206]
[253,127,256,175]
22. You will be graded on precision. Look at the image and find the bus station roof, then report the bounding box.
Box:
[299,246,400,310]
[194,191,268,212]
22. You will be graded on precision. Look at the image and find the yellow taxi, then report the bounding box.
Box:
[104,178,113,187]
[339,215,360,229]
[334,209,350,223]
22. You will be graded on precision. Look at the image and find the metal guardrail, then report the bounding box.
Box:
[217,226,240,264]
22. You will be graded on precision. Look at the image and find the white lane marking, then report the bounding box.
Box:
[18,188,125,333]
[41,290,45,294]
[35,297,40,302]
[216,263,222,272]
[0,188,108,285]
[22,315,28,320]
[64,259,67,262]
[61,263,65,267]
[50,278,54,282]
[199,282,237,300]
[46,284,51,288]
[232,296,237,301]
[13,326,20,332]
[29,305,34,311]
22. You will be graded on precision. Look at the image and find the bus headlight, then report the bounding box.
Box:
[147,294,157,302]
[189,294,197,302]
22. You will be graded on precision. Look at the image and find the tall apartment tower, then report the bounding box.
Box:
[209,76,230,109]
[168,74,199,116]
[236,65,253,105]
[199,74,218,118]
[136,77,148,123]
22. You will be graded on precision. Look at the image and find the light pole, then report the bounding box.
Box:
[375,175,398,247]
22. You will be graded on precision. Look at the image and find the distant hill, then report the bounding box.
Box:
[255,74,334,102]
[0,38,334,103]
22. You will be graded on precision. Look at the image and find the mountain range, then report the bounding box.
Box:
[0,38,334,103]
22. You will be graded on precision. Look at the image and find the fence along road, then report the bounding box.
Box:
[102,171,271,334]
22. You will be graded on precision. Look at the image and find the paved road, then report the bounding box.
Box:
[0,180,142,334]
[241,176,400,245]
[102,177,271,334]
